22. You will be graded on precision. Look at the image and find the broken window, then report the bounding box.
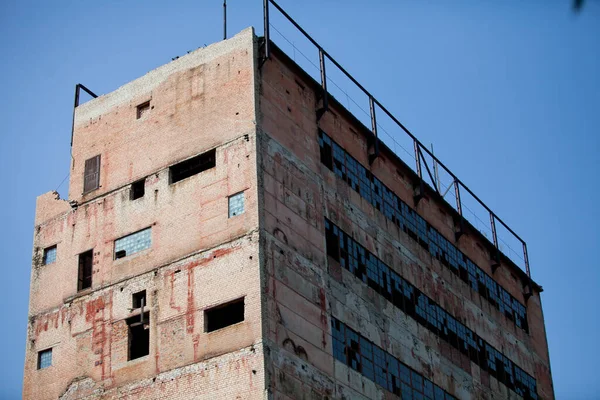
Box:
[127,312,150,360]
[77,250,93,291]
[37,348,52,370]
[136,101,150,119]
[318,130,529,334]
[228,192,245,217]
[205,297,244,332]
[114,228,151,259]
[43,246,57,265]
[325,219,537,399]
[83,155,101,194]
[132,290,147,309]
[331,317,456,400]
[131,178,145,200]
[169,149,216,184]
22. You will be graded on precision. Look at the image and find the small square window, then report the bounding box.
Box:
[136,101,150,119]
[131,179,145,200]
[132,290,147,309]
[37,348,52,369]
[43,246,57,265]
[228,192,245,218]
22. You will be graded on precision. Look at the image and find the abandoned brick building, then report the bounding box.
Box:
[24,5,554,400]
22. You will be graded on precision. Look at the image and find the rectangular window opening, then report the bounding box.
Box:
[77,250,93,291]
[127,312,150,360]
[132,290,147,309]
[43,246,57,265]
[228,192,245,218]
[37,348,52,369]
[205,297,245,332]
[114,227,152,259]
[83,155,101,194]
[131,179,145,200]
[136,101,150,119]
[169,149,216,184]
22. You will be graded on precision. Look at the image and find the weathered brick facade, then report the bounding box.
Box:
[25,26,553,399]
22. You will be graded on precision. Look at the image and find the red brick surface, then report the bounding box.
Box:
[25,28,553,400]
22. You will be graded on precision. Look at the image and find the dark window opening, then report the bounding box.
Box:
[77,250,93,291]
[37,348,52,370]
[127,312,150,360]
[132,290,147,309]
[205,297,244,332]
[131,179,145,200]
[115,250,126,259]
[136,101,150,119]
[83,155,101,194]
[169,149,216,184]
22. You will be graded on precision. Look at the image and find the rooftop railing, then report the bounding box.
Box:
[261,0,533,282]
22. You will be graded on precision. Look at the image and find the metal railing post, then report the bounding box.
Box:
[369,96,379,164]
[454,180,464,241]
[264,0,270,60]
[317,48,328,120]
[523,242,530,278]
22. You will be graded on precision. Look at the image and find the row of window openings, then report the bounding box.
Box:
[325,219,538,400]
[318,130,528,334]
[332,317,457,400]
[43,191,245,272]
[37,295,245,369]
[83,148,216,195]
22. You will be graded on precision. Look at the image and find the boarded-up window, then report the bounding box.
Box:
[83,155,101,194]
[78,250,93,291]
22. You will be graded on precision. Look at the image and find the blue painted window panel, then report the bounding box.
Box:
[38,348,52,369]
[43,246,57,265]
[228,192,245,217]
[114,228,151,259]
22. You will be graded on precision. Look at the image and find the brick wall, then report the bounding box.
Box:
[24,28,267,400]
[257,45,553,399]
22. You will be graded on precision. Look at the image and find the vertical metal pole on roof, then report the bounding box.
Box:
[223,0,227,40]
[454,180,464,241]
[413,141,424,206]
[317,48,328,121]
[490,214,498,249]
[414,141,422,179]
[369,97,379,165]
[70,84,81,150]
[523,242,531,278]
[263,0,270,60]
[490,213,500,272]
[431,144,440,192]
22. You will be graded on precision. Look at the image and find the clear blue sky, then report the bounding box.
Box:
[0,1,598,398]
